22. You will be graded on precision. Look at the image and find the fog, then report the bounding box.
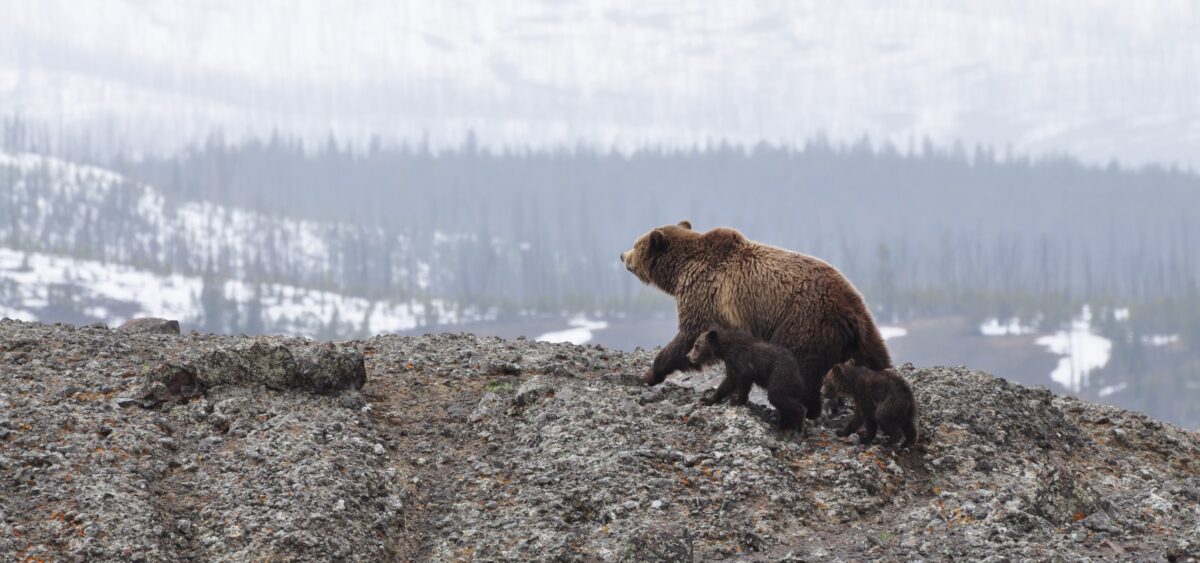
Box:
[3,1,1200,166]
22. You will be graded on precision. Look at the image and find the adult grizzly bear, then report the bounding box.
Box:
[620,221,891,418]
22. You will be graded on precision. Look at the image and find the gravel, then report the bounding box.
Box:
[3,319,1199,561]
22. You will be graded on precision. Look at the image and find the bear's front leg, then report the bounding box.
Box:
[837,412,863,438]
[643,331,701,385]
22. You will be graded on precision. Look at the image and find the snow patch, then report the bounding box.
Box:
[1097,382,1128,397]
[980,317,1035,336]
[879,326,907,341]
[1141,334,1179,347]
[1035,305,1112,393]
[536,317,609,345]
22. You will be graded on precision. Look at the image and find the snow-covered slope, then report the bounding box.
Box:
[0,151,416,289]
[3,1,1198,167]
[0,247,472,337]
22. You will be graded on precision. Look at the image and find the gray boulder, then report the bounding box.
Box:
[117,317,180,335]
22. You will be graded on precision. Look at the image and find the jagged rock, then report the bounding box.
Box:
[513,376,555,408]
[117,317,180,335]
[1080,511,1120,533]
[133,339,366,405]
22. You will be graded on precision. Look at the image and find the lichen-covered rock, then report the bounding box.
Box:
[615,525,694,562]
[3,321,1200,562]
[118,317,181,335]
[0,321,395,562]
[129,338,367,406]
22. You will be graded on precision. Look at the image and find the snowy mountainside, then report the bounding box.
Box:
[0,151,360,284]
[0,151,522,300]
[0,151,505,335]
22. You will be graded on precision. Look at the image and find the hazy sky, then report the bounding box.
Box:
[2,0,1198,167]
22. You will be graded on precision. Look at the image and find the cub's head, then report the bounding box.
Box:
[821,359,857,399]
[686,326,722,366]
[619,221,697,293]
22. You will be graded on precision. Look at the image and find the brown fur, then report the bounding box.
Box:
[620,221,892,419]
[821,360,919,447]
[687,326,810,433]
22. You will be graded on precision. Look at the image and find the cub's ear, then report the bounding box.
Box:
[677,220,692,230]
[828,364,844,377]
[845,358,857,367]
[705,329,718,344]
[649,229,668,252]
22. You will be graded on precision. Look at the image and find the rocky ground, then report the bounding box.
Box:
[2,319,1199,561]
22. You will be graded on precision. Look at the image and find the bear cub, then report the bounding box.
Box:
[686,326,811,433]
[821,359,919,447]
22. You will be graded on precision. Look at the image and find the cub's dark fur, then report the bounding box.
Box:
[821,360,919,447]
[687,326,810,433]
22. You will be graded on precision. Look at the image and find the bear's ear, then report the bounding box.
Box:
[677,220,692,230]
[649,229,668,253]
[845,358,857,367]
[705,329,718,344]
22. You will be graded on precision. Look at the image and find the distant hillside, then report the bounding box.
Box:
[0,152,492,334]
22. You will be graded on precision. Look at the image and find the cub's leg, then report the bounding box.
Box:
[838,411,863,437]
[732,380,753,406]
[860,413,879,444]
[700,376,738,406]
[768,391,807,434]
[900,418,919,448]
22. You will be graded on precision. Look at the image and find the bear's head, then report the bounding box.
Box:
[686,326,722,366]
[619,220,699,293]
[821,359,857,399]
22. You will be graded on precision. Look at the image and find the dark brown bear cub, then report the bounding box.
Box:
[821,360,919,447]
[686,326,810,433]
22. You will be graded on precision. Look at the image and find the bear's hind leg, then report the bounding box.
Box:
[767,387,807,434]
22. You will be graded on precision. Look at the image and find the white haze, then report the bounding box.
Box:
[2,1,1199,167]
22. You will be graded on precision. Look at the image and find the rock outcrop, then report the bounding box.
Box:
[1,320,1198,561]
[117,317,181,335]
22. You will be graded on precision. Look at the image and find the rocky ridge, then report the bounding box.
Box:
[1,319,1198,561]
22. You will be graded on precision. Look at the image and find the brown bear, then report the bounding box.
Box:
[686,326,810,433]
[821,359,919,447]
[620,221,892,419]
